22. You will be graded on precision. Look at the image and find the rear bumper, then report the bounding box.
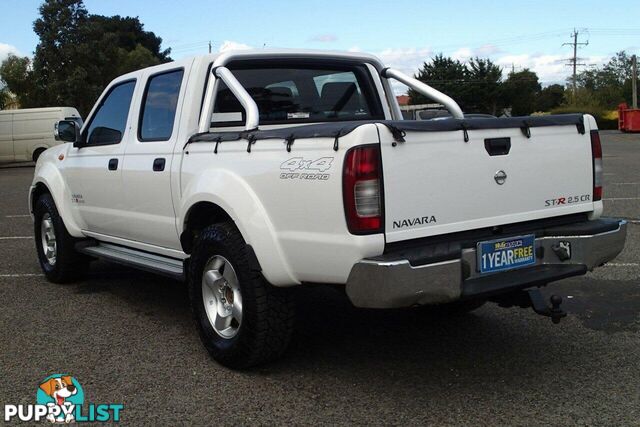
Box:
[345,218,627,308]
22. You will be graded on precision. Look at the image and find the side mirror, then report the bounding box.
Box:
[54,120,82,146]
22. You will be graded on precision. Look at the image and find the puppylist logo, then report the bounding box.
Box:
[3,374,124,423]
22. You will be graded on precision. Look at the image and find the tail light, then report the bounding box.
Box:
[590,130,603,201]
[343,145,383,234]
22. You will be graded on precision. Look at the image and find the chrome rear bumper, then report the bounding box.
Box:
[346,219,627,309]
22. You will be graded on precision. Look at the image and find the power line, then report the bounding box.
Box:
[561,29,589,101]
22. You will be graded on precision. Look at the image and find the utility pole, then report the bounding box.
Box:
[208,41,212,54]
[562,29,589,102]
[633,54,638,109]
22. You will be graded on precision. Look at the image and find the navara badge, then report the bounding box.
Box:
[494,170,507,185]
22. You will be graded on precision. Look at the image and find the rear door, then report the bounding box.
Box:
[378,122,594,243]
[120,62,190,249]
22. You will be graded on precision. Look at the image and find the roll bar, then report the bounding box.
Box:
[199,66,260,133]
[197,52,465,133]
[381,68,464,119]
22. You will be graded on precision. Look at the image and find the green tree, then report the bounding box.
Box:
[409,54,468,107]
[0,88,10,110]
[575,51,634,108]
[465,57,503,114]
[535,84,565,112]
[31,0,88,110]
[0,0,171,115]
[86,15,170,62]
[501,69,541,116]
[0,54,35,107]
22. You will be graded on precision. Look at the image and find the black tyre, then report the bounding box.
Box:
[188,222,295,369]
[421,299,486,317]
[34,193,90,283]
[32,148,46,163]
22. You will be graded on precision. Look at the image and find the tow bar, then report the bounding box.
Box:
[493,288,567,324]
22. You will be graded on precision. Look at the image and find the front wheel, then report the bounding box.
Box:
[34,193,90,283]
[188,223,294,369]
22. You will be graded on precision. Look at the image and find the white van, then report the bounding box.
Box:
[0,107,82,163]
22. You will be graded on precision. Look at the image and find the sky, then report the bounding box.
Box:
[1,0,639,92]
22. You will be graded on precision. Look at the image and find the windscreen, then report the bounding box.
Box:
[211,61,384,127]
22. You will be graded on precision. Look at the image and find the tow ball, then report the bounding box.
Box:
[494,289,567,324]
[527,290,567,324]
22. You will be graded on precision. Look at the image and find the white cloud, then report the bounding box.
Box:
[373,47,432,95]
[452,45,504,61]
[495,53,607,84]
[474,44,502,57]
[376,43,608,89]
[0,42,20,62]
[309,34,338,43]
[377,47,432,75]
[218,40,252,52]
[452,47,473,61]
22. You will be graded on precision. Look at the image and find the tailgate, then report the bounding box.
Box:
[378,119,595,243]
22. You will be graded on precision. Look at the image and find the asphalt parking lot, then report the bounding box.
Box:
[0,131,639,425]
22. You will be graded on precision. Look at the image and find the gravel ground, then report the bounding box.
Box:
[0,131,638,425]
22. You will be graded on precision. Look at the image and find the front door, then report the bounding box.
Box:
[64,79,138,237]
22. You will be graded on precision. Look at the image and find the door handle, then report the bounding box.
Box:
[153,158,166,172]
[108,158,118,170]
[484,137,511,156]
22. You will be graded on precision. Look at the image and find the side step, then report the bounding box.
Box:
[77,242,184,280]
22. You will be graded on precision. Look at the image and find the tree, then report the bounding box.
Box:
[0,0,171,115]
[85,15,170,63]
[501,69,541,116]
[31,0,88,110]
[575,51,634,108]
[0,54,35,107]
[535,84,565,112]
[465,57,503,114]
[409,54,467,107]
[0,88,10,110]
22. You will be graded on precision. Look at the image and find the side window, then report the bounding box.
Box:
[85,80,136,145]
[139,69,184,141]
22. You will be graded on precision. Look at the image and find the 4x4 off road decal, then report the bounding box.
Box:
[280,157,334,181]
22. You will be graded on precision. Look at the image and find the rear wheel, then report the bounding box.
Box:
[34,193,90,283]
[188,222,294,369]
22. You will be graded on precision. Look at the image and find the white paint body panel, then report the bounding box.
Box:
[178,125,384,285]
[30,50,600,287]
[378,121,598,242]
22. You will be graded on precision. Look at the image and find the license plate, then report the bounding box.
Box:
[477,234,536,274]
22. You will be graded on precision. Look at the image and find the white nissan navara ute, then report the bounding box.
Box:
[30,50,627,368]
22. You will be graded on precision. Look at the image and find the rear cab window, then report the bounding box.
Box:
[139,69,184,141]
[211,60,384,128]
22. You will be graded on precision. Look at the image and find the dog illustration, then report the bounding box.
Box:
[39,376,77,423]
